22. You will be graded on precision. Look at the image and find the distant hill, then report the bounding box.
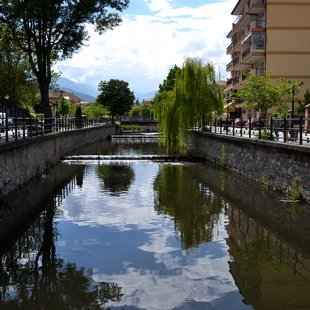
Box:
[134,91,156,101]
[57,77,156,103]
[57,77,98,102]
[60,87,96,103]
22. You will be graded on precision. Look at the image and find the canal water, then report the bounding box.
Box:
[1,139,310,309]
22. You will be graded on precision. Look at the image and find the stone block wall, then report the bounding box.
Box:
[184,131,310,202]
[0,125,116,196]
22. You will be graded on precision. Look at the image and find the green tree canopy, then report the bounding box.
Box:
[233,72,302,116]
[82,102,109,119]
[0,0,129,117]
[0,22,39,112]
[129,100,154,119]
[159,65,181,93]
[97,79,135,121]
[154,58,224,151]
[57,97,71,116]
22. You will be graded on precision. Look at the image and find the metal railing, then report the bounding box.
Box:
[194,116,310,146]
[0,116,110,143]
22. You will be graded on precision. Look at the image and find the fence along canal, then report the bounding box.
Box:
[200,115,310,145]
[0,114,107,143]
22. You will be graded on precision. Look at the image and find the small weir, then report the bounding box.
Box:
[62,154,179,161]
[110,133,160,143]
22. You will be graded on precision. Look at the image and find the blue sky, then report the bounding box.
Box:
[57,0,235,95]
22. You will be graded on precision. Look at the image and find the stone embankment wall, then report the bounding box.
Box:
[185,131,310,202]
[0,125,116,197]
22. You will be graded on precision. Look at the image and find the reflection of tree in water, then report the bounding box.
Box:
[0,203,123,308]
[227,207,310,308]
[153,164,224,250]
[97,163,135,196]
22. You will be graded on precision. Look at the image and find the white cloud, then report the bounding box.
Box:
[56,0,235,94]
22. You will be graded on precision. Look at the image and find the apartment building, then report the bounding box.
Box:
[225,0,310,118]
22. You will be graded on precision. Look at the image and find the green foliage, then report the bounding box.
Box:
[284,177,303,202]
[129,101,154,118]
[58,98,71,116]
[233,72,279,111]
[120,125,142,131]
[159,65,181,92]
[129,103,141,117]
[97,79,135,120]
[75,106,82,119]
[0,22,39,111]
[82,102,109,119]
[154,58,224,151]
[154,90,181,151]
[0,0,129,116]
[233,72,303,114]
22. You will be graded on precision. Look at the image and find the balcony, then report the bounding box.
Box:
[226,60,233,71]
[227,42,233,54]
[232,77,240,86]
[247,0,266,14]
[226,78,233,87]
[242,47,251,60]
[233,56,240,68]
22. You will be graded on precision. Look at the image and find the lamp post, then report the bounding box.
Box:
[289,80,304,128]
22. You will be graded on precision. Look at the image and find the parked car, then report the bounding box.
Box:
[234,118,247,127]
[245,118,264,128]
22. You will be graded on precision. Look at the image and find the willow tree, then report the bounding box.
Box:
[154,58,224,151]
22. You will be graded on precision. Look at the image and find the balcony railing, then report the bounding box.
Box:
[232,77,240,86]
[233,57,240,67]
[226,42,233,54]
[242,47,251,60]
[226,60,233,71]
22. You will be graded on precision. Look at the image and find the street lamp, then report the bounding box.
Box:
[289,80,304,128]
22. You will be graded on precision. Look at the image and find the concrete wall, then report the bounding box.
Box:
[185,131,310,202]
[0,125,116,197]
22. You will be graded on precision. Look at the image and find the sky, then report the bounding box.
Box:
[56,0,236,95]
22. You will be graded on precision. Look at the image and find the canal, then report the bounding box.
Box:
[1,138,310,309]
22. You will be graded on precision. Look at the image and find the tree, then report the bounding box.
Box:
[154,58,224,151]
[233,72,302,116]
[0,22,39,112]
[0,0,129,117]
[97,79,135,121]
[75,105,83,128]
[159,65,181,93]
[82,102,109,119]
[58,97,70,116]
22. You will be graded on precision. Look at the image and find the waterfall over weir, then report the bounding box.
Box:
[110,133,161,143]
[62,155,179,162]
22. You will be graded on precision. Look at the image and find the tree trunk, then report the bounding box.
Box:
[38,79,52,118]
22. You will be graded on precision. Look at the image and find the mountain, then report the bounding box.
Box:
[134,91,156,101]
[57,77,156,103]
[57,77,98,102]
[60,87,96,103]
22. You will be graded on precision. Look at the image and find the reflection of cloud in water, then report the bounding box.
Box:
[60,163,159,231]
[57,163,244,309]
[93,242,237,310]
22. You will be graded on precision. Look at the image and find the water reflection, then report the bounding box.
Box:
[0,202,123,309]
[97,163,135,196]
[154,163,224,249]
[1,142,310,309]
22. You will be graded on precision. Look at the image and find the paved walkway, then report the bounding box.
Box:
[200,125,310,146]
